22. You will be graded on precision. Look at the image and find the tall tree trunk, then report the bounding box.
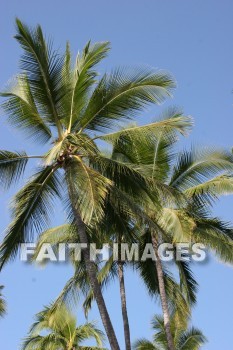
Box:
[68,190,120,350]
[151,234,176,350]
[117,261,131,350]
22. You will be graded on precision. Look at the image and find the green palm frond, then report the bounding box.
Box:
[134,314,207,350]
[0,150,29,189]
[185,174,233,206]
[178,327,207,350]
[65,156,112,224]
[169,148,233,191]
[1,75,52,142]
[0,166,61,268]
[76,322,105,347]
[193,217,233,263]
[79,67,175,133]
[151,315,168,347]
[33,224,76,264]
[14,19,64,138]
[49,274,84,313]
[92,153,181,209]
[21,334,66,350]
[65,41,110,131]
[95,113,192,145]
[22,305,105,350]
[175,261,197,306]
[157,208,196,242]
[105,108,191,182]
[133,339,159,350]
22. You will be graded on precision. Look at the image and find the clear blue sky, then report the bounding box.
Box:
[1,1,233,349]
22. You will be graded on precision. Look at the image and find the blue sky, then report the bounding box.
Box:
[1,1,233,349]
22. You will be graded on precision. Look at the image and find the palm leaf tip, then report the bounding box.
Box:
[0,150,28,189]
[14,18,64,137]
[1,75,52,142]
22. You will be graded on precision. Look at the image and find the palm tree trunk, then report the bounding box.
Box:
[68,196,120,350]
[151,234,175,350]
[117,261,131,350]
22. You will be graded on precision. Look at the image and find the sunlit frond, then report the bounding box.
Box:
[157,208,196,242]
[1,75,52,142]
[96,114,192,145]
[185,174,233,206]
[133,339,158,350]
[79,67,175,133]
[66,156,112,224]
[169,148,233,191]
[22,305,105,350]
[65,41,110,130]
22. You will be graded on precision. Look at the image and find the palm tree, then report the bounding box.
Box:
[0,19,187,349]
[21,305,106,350]
[105,120,233,350]
[0,285,6,317]
[33,223,133,350]
[32,142,194,350]
[133,313,207,350]
[33,215,191,350]
[33,119,233,350]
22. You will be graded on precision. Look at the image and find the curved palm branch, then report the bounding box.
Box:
[65,41,111,131]
[133,314,207,350]
[0,151,29,189]
[21,305,105,350]
[1,75,52,142]
[0,166,61,268]
[169,148,233,191]
[78,67,175,133]
[14,18,64,138]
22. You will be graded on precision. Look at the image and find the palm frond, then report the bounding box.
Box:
[1,75,52,142]
[91,153,151,195]
[21,334,66,350]
[157,208,196,242]
[0,150,29,189]
[95,113,192,145]
[133,339,158,350]
[33,224,76,264]
[175,260,197,306]
[185,174,233,206]
[79,66,175,133]
[169,148,233,191]
[178,327,207,350]
[15,19,64,137]
[22,305,105,350]
[65,41,110,130]
[0,166,61,268]
[76,322,105,347]
[65,156,112,224]
[193,217,233,263]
